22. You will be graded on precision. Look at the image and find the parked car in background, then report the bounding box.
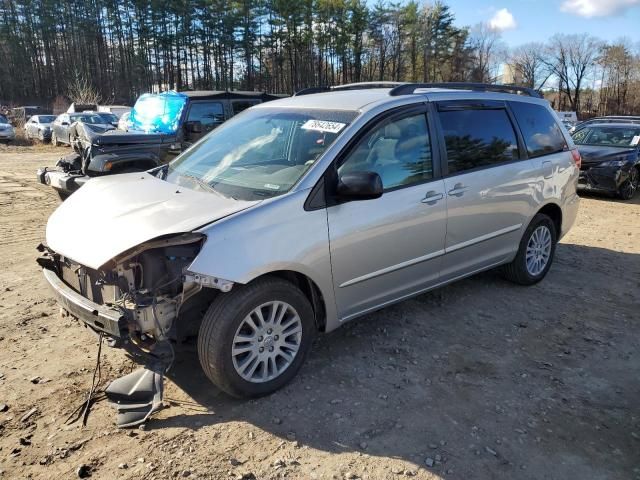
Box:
[37,82,580,426]
[39,90,283,197]
[0,114,16,143]
[98,105,131,118]
[51,112,115,146]
[24,115,56,142]
[572,122,640,199]
[570,115,640,134]
[95,112,119,128]
[10,106,49,127]
[117,111,132,131]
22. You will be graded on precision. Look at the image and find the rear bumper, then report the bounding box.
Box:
[42,267,126,338]
[36,168,89,194]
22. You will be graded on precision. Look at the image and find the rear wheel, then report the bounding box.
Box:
[502,213,557,286]
[619,167,639,200]
[198,277,315,398]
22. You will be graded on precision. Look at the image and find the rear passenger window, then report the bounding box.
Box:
[510,102,567,158]
[438,109,519,174]
[232,100,260,115]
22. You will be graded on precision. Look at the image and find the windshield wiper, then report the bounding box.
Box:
[181,174,237,200]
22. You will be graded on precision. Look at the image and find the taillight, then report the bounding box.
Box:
[571,149,582,169]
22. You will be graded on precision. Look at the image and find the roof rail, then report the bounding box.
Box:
[388,82,543,99]
[294,82,404,96]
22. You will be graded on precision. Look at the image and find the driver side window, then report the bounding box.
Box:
[339,113,433,190]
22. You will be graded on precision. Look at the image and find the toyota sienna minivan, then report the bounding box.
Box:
[38,82,580,426]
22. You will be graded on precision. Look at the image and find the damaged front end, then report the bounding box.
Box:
[37,233,232,427]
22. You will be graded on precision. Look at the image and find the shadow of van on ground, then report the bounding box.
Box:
[152,243,639,480]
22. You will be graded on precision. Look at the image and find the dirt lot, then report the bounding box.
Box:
[0,145,638,480]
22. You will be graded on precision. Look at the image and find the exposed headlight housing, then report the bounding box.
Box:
[599,159,627,167]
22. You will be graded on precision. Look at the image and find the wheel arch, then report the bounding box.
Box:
[250,270,327,333]
[536,202,562,240]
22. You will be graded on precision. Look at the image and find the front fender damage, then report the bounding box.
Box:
[41,233,235,427]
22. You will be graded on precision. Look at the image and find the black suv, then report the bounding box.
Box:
[37,90,283,198]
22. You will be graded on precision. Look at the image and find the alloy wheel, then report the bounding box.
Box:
[231,301,302,383]
[525,225,552,276]
[621,168,638,199]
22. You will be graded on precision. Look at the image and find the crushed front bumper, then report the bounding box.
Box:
[42,267,126,337]
[36,168,89,195]
[578,166,626,194]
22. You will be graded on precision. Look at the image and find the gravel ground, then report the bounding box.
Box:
[0,145,638,480]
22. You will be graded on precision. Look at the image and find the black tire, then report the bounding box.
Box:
[618,167,639,200]
[198,277,316,398]
[502,213,557,286]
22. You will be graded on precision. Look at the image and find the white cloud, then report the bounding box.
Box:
[488,8,517,32]
[560,0,640,17]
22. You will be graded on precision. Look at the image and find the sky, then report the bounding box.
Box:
[446,0,640,46]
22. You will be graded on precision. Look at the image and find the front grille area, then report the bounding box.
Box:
[60,259,117,304]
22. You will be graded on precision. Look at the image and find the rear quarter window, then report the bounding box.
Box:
[510,102,567,158]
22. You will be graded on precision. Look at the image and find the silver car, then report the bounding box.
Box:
[39,83,580,425]
[24,115,56,142]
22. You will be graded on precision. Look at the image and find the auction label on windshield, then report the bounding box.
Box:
[301,120,346,134]
[631,135,640,146]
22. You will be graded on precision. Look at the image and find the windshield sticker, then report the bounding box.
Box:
[301,120,346,134]
[631,135,640,146]
[263,183,281,190]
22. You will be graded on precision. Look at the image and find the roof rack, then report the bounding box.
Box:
[294,82,404,96]
[388,82,543,98]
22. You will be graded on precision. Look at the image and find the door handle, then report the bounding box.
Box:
[448,183,468,197]
[421,191,444,205]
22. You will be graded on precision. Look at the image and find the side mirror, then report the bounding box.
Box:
[185,121,202,134]
[337,171,383,201]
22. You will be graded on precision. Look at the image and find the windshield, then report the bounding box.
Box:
[39,115,55,123]
[97,113,118,123]
[130,91,187,134]
[0,115,7,124]
[166,107,358,201]
[71,114,104,124]
[572,125,640,148]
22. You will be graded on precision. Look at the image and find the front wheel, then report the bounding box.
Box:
[502,213,557,286]
[198,277,315,398]
[619,167,639,200]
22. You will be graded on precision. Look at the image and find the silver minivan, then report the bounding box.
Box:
[39,83,580,426]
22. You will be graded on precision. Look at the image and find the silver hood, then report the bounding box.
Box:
[46,172,258,269]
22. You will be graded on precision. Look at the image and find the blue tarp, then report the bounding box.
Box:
[129,91,187,134]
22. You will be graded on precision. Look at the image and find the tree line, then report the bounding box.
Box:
[1,0,639,117]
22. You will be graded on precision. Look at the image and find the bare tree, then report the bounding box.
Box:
[67,72,103,105]
[543,34,601,112]
[509,42,550,89]
[469,23,504,82]
[597,40,637,115]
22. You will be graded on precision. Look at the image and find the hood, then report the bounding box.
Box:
[576,145,637,165]
[0,123,12,129]
[46,173,259,269]
[94,130,169,146]
[84,123,114,133]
